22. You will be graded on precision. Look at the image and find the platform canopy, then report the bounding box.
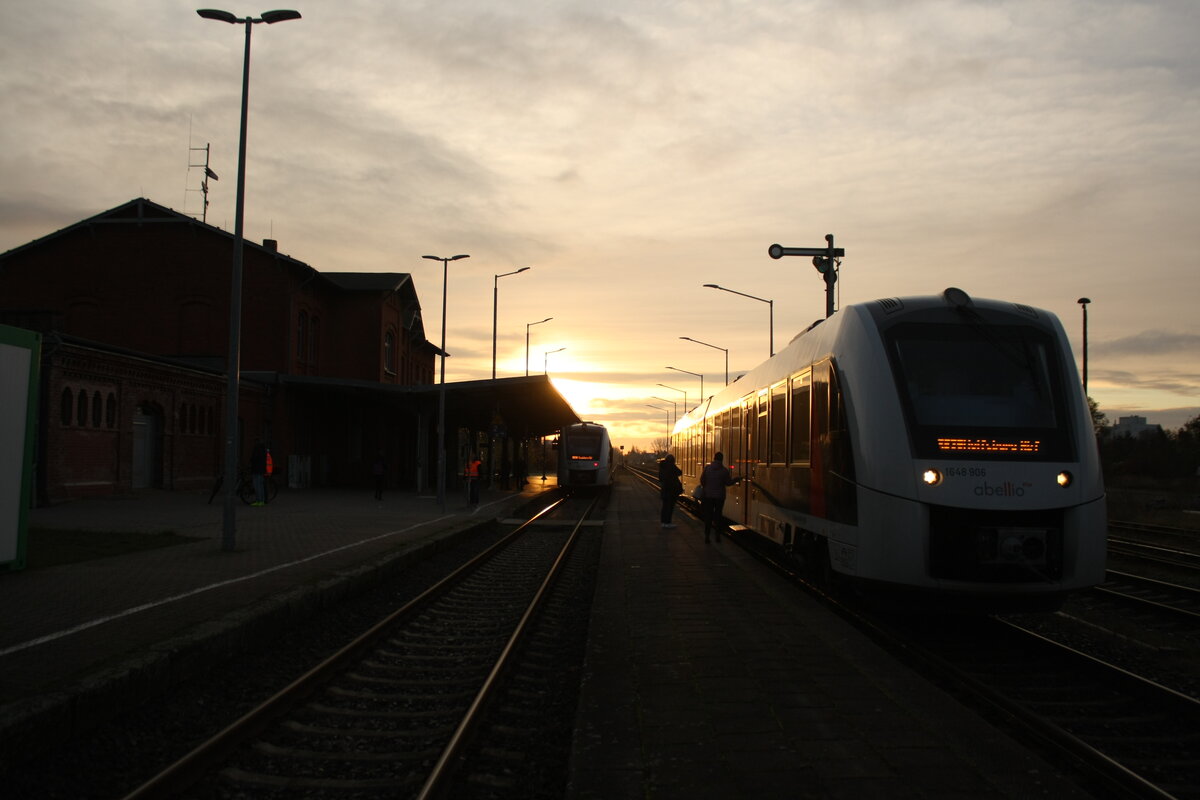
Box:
[267,372,580,441]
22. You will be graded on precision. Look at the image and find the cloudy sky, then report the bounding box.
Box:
[2,0,1197,450]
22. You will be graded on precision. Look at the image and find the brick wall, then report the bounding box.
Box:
[41,340,265,503]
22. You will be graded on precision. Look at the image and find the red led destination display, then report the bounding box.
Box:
[937,437,1041,454]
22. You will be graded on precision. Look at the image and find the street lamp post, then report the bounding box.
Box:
[666,366,704,408]
[492,267,529,379]
[656,382,687,413]
[646,404,671,444]
[544,347,566,375]
[197,7,301,552]
[1078,297,1091,393]
[650,396,677,428]
[704,283,774,357]
[680,336,728,386]
[526,317,552,376]
[424,253,470,511]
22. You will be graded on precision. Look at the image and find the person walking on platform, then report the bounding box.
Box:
[700,451,738,543]
[658,454,683,529]
[249,440,268,507]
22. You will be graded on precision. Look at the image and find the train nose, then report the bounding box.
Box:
[999,535,1046,561]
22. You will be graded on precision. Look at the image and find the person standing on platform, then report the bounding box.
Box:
[700,451,737,543]
[466,452,482,505]
[658,454,682,529]
[372,450,385,501]
[249,439,268,507]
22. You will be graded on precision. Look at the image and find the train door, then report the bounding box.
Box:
[731,402,750,526]
[810,360,857,524]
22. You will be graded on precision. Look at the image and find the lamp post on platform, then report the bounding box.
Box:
[680,336,728,386]
[197,6,301,552]
[646,404,671,444]
[526,317,552,376]
[492,267,529,379]
[423,253,470,511]
[544,347,566,375]
[666,366,704,409]
[1078,297,1091,393]
[657,383,687,413]
[651,396,677,428]
[704,283,774,358]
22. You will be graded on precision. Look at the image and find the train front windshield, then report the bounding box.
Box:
[566,432,604,462]
[886,322,1074,461]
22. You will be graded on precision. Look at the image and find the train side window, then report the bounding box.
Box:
[755,389,768,463]
[730,402,744,472]
[791,372,811,463]
[714,410,727,459]
[770,381,787,463]
[686,428,694,476]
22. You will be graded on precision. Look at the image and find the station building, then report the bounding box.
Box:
[0,198,578,505]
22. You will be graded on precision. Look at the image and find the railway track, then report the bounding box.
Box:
[122,492,604,800]
[1092,572,1200,624]
[895,616,1200,800]
[1109,521,1200,571]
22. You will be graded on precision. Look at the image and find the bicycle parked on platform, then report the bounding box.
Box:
[207,471,278,506]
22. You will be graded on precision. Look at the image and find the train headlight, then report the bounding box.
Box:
[1056,471,1073,488]
[922,469,942,486]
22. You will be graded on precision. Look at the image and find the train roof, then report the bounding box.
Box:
[676,287,1062,432]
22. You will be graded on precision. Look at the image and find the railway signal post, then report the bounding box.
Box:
[768,234,845,318]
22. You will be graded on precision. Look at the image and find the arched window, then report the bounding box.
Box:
[92,391,103,427]
[106,393,117,428]
[310,317,320,365]
[297,310,309,361]
[190,405,198,434]
[77,390,88,426]
[179,403,189,432]
[384,331,396,374]
[61,388,73,425]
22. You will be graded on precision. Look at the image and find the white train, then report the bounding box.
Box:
[673,288,1106,611]
[557,422,613,488]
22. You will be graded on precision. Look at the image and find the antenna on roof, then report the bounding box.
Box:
[186,140,218,223]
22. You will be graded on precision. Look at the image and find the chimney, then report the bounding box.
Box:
[263,238,278,252]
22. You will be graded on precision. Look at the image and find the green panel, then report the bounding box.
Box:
[0,324,41,571]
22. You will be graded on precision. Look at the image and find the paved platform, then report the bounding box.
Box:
[0,478,553,766]
[567,474,1095,799]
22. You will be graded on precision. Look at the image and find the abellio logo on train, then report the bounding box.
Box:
[974,480,1031,498]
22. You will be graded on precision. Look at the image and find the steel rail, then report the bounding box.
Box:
[1109,538,1200,570]
[1093,571,1200,623]
[121,497,566,800]
[417,493,600,799]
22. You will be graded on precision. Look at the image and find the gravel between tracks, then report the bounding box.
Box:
[3,525,516,800]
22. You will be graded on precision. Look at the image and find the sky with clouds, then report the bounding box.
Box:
[2,0,1197,450]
